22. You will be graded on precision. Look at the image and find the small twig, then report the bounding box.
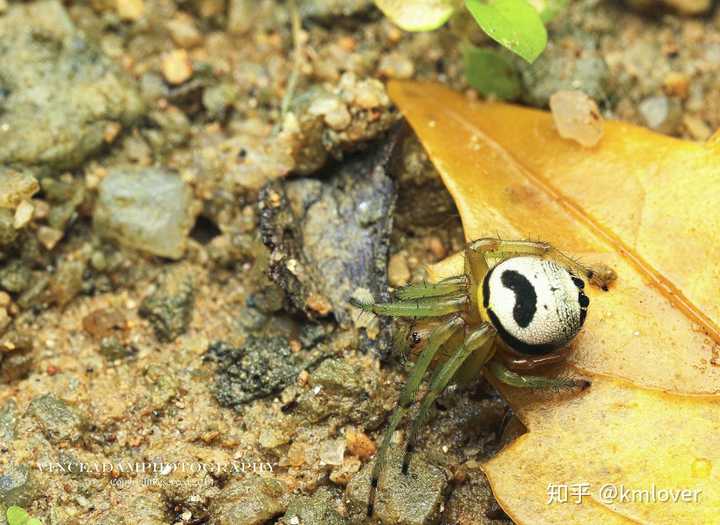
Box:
[281,0,302,117]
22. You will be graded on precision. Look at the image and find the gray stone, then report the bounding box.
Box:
[92,494,167,525]
[299,0,373,20]
[0,210,17,247]
[0,464,35,508]
[281,486,347,525]
[94,167,198,260]
[444,471,510,525]
[0,0,144,170]
[518,33,609,108]
[209,477,288,525]
[296,358,381,425]
[27,394,84,444]
[0,260,32,294]
[0,400,17,442]
[346,449,448,525]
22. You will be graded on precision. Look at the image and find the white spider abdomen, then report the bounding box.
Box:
[482,256,588,355]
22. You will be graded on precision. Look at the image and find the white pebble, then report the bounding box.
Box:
[550,90,604,147]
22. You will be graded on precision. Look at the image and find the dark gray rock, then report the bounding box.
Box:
[139,264,195,342]
[206,337,302,409]
[260,132,401,356]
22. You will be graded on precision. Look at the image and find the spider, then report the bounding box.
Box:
[350,238,616,517]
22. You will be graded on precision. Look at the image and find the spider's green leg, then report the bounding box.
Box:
[487,360,591,390]
[401,323,495,474]
[368,315,464,516]
[394,278,467,301]
[467,238,616,290]
[350,294,467,318]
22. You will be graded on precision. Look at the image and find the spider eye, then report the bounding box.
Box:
[483,256,587,355]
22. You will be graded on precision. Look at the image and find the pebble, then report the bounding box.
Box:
[320,439,346,466]
[425,236,447,260]
[162,49,193,85]
[259,427,290,449]
[13,200,34,229]
[388,253,411,287]
[378,52,415,79]
[116,0,144,21]
[82,308,128,340]
[682,114,711,141]
[549,90,604,147]
[0,170,39,209]
[663,72,690,99]
[31,199,50,220]
[103,122,122,143]
[638,95,682,134]
[305,293,332,316]
[37,226,64,250]
[0,308,10,335]
[308,96,352,131]
[167,13,203,48]
[345,429,376,460]
[209,477,288,525]
[94,167,197,259]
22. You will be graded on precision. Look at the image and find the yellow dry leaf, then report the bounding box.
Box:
[388,80,720,524]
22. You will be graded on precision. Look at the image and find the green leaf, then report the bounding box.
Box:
[27,519,43,525]
[465,0,548,63]
[463,46,521,99]
[373,0,461,31]
[6,506,30,525]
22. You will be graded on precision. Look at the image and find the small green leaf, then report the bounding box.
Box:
[27,519,43,525]
[463,46,521,100]
[374,0,461,31]
[6,506,30,525]
[465,0,548,63]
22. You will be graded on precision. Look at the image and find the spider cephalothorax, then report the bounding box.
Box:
[350,238,616,516]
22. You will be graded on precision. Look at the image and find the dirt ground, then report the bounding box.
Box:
[0,0,718,523]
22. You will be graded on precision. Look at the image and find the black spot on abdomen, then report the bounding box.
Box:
[501,270,537,328]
